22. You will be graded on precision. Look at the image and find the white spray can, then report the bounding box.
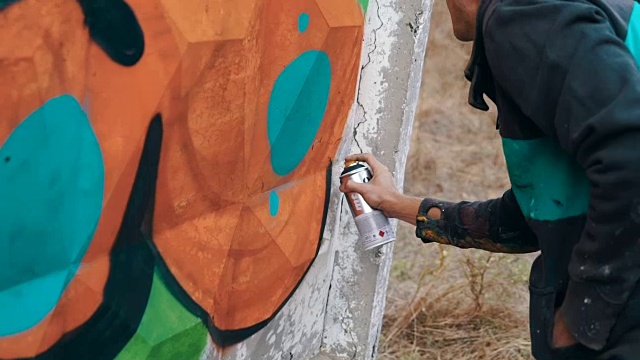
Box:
[340,160,395,250]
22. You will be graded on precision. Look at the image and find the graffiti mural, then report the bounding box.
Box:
[0,0,364,358]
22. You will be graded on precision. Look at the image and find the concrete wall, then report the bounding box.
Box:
[212,0,434,358]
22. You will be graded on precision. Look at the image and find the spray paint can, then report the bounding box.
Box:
[340,160,395,250]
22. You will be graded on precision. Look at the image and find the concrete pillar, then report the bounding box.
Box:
[319,0,434,358]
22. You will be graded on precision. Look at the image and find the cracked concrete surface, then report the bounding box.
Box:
[199,0,434,358]
[321,0,434,359]
[354,0,385,153]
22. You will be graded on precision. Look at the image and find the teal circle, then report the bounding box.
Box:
[267,50,331,176]
[0,94,104,336]
[298,13,310,33]
[269,191,280,217]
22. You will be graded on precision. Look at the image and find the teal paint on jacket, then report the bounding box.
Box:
[267,50,331,176]
[0,94,104,336]
[625,2,640,65]
[503,138,590,221]
[503,2,640,222]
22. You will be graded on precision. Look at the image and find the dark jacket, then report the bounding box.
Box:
[416,0,640,357]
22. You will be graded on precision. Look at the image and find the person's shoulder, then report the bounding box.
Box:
[486,0,625,24]
[484,0,628,41]
[484,0,618,34]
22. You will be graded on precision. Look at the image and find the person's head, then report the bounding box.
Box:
[445,0,480,41]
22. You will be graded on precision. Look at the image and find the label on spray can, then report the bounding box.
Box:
[354,210,394,250]
[340,160,396,250]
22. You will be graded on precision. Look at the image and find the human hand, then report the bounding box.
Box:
[339,153,400,215]
[552,311,578,348]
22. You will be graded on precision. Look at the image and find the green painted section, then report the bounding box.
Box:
[147,324,208,360]
[117,333,151,360]
[502,138,590,221]
[625,2,640,66]
[116,270,208,360]
[357,0,368,13]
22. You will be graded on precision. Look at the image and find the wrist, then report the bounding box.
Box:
[379,192,423,226]
[378,191,404,217]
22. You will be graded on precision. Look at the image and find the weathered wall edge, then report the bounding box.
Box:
[319,0,434,358]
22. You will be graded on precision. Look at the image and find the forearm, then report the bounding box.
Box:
[380,194,437,226]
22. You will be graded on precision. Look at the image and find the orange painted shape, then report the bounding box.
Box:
[72,257,112,300]
[35,260,107,354]
[160,0,257,43]
[151,0,363,337]
[30,1,89,104]
[153,119,237,234]
[83,137,145,264]
[87,0,181,199]
[246,171,327,267]
[315,0,365,28]
[0,58,42,145]
[154,204,243,312]
[213,207,293,330]
[243,0,331,194]
[0,0,87,59]
[153,40,248,233]
[281,263,313,302]
[0,0,89,143]
[179,41,220,97]
[0,311,51,359]
[183,41,248,206]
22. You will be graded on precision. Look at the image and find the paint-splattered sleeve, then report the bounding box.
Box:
[415,189,539,254]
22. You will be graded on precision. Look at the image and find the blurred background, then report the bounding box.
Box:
[379,2,537,359]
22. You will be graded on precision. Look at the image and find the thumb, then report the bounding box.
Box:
[341,179,367,194]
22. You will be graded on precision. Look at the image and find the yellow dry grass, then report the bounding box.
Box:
[379,1,537,359]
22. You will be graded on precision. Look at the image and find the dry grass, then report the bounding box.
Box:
[380,295,531,360]
[379,1,536,359]
[380,247,532,360]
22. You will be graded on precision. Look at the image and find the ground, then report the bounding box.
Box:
[379,2,537,359]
